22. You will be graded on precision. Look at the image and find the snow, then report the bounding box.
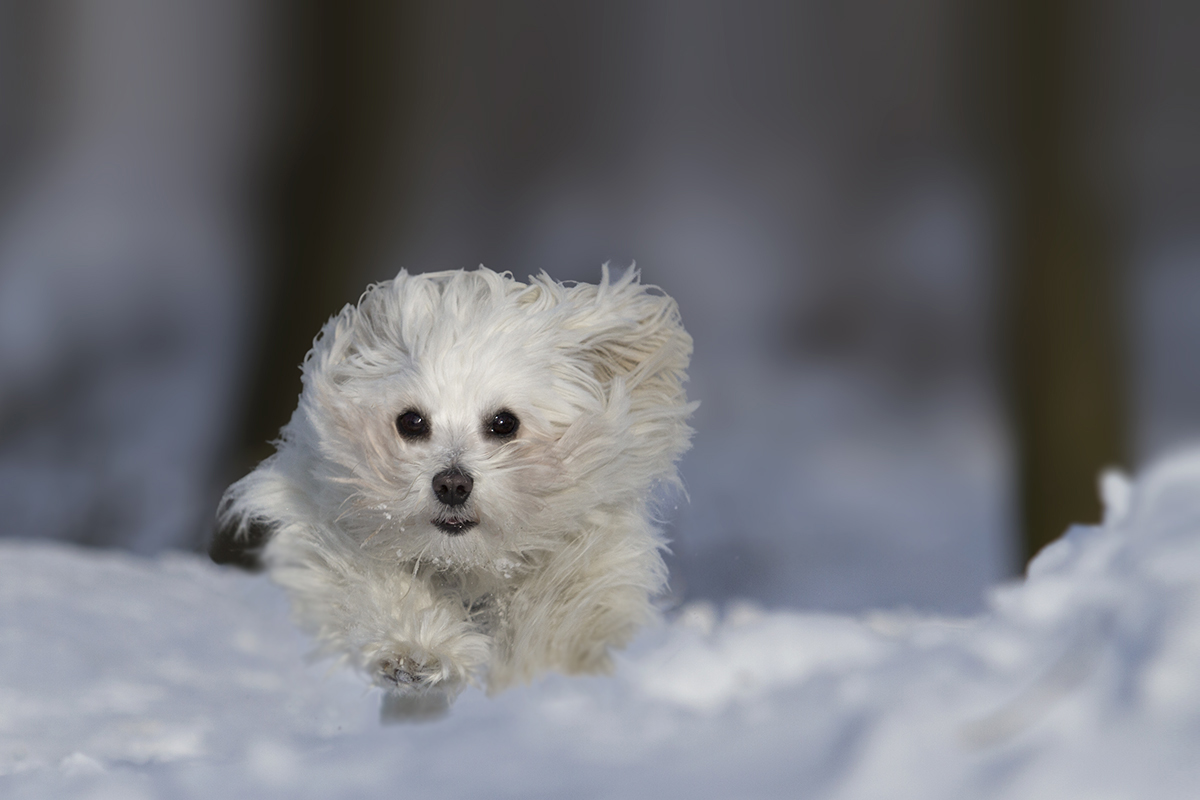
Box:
[5,450,1200,798]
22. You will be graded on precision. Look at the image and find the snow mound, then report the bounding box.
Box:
[5,450,1200,798]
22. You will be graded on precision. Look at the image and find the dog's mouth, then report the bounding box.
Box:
[433,516,478,535]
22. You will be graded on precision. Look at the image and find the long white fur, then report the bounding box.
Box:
[219,266,695,699]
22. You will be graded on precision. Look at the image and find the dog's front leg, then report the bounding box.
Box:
[270,538,492,696]
[361,577,492,695]
[348,568,494,698]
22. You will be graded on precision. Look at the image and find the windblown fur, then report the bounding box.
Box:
[215,266,694,703]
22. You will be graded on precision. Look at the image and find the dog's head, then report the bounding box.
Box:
[219,267,694,574]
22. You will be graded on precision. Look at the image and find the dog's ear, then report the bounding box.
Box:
[568,265,693,413]
[544,266,697,486]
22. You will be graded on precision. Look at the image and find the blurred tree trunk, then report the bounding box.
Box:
[233,2,418,475]
[1004,0,1128,567]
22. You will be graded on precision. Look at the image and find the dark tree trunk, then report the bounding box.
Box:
[1004,0,1128,566]
[233,2,418,474]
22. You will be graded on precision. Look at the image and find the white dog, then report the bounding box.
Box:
[214,266,694,707]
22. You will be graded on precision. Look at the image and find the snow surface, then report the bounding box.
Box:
[5,450,1200,798]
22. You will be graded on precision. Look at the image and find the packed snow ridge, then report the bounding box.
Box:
[5,450,1200,798]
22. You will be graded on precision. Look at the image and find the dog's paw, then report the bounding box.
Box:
[375,653,453,692]
[366,626,489,695]
[378,654,424,687]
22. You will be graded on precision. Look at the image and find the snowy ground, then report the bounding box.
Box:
[4,451,1200,799]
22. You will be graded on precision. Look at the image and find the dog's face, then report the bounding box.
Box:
[311,323,579,571]
[275,268,694,575]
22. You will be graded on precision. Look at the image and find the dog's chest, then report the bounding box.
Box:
[424,566,516,634]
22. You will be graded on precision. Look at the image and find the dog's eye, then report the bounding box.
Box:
[487,410,520,438]
[395,409,430,440]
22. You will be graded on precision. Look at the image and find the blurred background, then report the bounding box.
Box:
[0,0,1196,616]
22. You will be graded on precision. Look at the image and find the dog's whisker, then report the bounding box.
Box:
[334,491,369,524]
[360,519,388,549]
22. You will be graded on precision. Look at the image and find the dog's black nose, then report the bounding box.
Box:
[432,468,473,506]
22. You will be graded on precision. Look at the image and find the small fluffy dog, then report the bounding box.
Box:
[214,266,694,705]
